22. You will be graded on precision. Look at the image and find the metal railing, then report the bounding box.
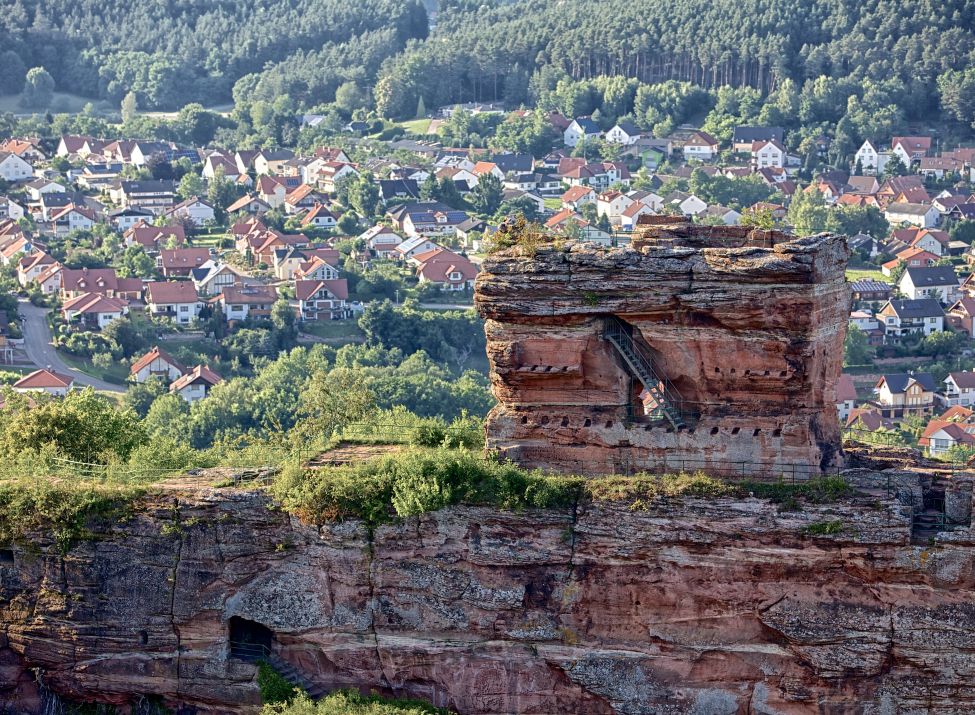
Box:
[603,316,690,428]
[632,456,834,483]
[229,641,271,662]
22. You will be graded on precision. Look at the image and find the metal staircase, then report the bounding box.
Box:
[603,317,688,429]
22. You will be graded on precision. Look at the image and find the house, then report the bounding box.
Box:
[947,297,975,337]
[751,140,786,169]
[361,225,403,258]
[492,153,535,175]
[874,372,937,418]
[701,205,741,225]
[596,190,633,224]
[316,162,359,192]
[47,205,97,237]
[0,137,46,162]
[881,247,938,276]
[160,248,212,278]
[227,194,272,216]
[192,261,247,296]
[0,152,33,182]
[295,279,351,321]
[379,179,420,203]
[203,153,248,185]
[283,184,327,214]
[294,255,340,282]
[62,292,128,329]
[472,161,505,181]
[145,281,201,325]
[845,176,880,195]
[130,346,186,384]
[877,298,945,340]
[850,280,892,303]
[849,310,880,332]
[836,374,858,423]
[217,285,278,321]
[170,365,222,403]
[60,268,120,299]
[944,372,975,408]
[733,127,784,154]
[884,202,939,228]
[113,180,176,214]
[898,266,959,303]
[854,140,884,174]
[164,197,215,226]
[300,204,338,229]
[0,196,25,222]
[388,202,470,238]
[256,176,288,208]
[395,236,442,261]
[26,179,66,203]
[125,223,185,253]
[683,131,720,161]
[412,248,479,291]
[17,252,58,288]
[919,419,975,457]
[891,136,932,167]
[667,192,708,216]
[909,228,951,256]
[620,201,658,229]
[109,206,155,231]
[605,121,642,145]
[12,369,73,397]
[34,264,63,295]
[563,117,602,148]
[254,149,295,176]
[561,186,596,210]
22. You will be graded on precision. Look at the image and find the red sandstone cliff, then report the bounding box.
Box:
[474,224,852,476]
[2,466,975,714]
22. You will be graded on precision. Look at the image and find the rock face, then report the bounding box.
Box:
[3,471,975,714]
[474,222,851,475]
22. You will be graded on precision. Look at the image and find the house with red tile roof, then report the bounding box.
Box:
[130,346,186,384]
[295,279,351,321]
[144,281,201,324]
[159,247,212,277]
[170,365,222,403]
[61,292,128,329]
[13,369,73,396]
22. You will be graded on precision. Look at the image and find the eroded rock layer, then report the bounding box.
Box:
[2,474,975,714]
[474,223,851,475]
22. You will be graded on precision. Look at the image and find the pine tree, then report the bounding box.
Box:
[416,96,427,119]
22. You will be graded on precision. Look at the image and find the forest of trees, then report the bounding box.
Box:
[0,0,428,108]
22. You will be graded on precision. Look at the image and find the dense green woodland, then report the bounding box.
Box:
[1,0,973,125]
[0,0,427,107]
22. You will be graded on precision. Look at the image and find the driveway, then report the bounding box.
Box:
[18,300,125,393]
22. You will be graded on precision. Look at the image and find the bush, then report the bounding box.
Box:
[258,662,300,705]
[263,690,451,714]
[273,448,582,525]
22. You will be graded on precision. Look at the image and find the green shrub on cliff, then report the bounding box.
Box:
[0,481,144,553]
[258,662,300,704]
[262,691,452,714]
[272,448,582,525]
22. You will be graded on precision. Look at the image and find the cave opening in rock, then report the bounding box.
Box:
[0,548,13,565]
[228,616,274,661]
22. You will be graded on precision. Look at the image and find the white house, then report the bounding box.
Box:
[878,298,945,339]
[144,281,201,325]
[26,179,65,201]
[605,121,641,146]
[596,190,633,224]
[898,266,959,303]
[295,279,351,321]
[849,310,879,332]
[683,131,720,161]
[0,152,32,182]
[12,368,73,397]
[170,365,222,403]
[884,202,940,228]
[836,374,858,423]
[48,205,97,237]
[165,197,215,226]
[854,140,881,174]
[361,225,403,258]
[61,292,128,329]
[563,117,602,148]
[751,140,785,169]
[130,346,186,384]
[944,372,975,408]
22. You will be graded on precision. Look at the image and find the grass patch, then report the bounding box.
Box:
[263,691,452,714]
[58,351,129,384]
[398,118,433,135]
[802,520,845,536]
[0,92,115,116]
[0,480,144,553]
[543,197,562,211]
[845,268,888,283]
[741,476,854,505]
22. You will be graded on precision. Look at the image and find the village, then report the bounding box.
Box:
[0,112,973,461]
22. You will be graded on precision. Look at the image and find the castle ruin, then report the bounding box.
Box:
[474,219,851,476]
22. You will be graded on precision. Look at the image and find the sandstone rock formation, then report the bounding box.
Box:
[474,222,851,476]
[2,464,975,714]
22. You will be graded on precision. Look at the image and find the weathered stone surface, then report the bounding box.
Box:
[5,477,975,713]
[474,223,851,475]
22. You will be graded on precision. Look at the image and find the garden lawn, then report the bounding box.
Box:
[846,268,888,283]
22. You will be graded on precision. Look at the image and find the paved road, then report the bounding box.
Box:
[18,300,125,393]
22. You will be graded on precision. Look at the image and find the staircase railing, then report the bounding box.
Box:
[603,317,689,429]
[229,641,271,662]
